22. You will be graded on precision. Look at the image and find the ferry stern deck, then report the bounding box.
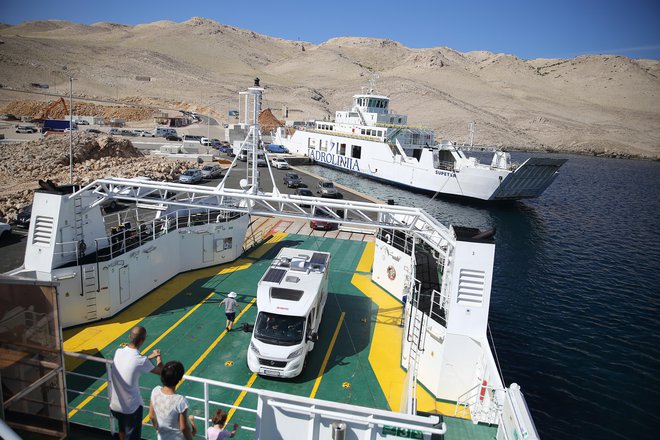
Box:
[63,217,497,440]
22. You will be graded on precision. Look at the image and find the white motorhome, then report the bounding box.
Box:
[154,127,177,137]
[247,248,330,378]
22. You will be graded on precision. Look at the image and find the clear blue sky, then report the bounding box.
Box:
[3,0,659,60]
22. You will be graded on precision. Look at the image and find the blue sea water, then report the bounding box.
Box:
[300,153,660,439]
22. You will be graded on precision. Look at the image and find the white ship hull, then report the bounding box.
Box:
[276,128,566,201]
[8,188,250,328]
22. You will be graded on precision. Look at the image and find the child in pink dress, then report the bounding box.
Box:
[206,409,239,439]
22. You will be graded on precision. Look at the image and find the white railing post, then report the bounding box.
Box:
[106,362,115,435]
[203,382,209,439]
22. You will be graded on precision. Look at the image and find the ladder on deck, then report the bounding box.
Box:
[81,265,98,321]
[403,278,427,415]
[73,196,84,248]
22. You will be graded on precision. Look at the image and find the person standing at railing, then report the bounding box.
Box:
[149,360,197,440]
[109,326,164,440]
[205,409,239,439]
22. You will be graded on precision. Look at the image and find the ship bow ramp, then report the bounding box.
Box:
[492,157,567,200]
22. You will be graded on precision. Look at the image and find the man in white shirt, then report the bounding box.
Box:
[109,326,163,440]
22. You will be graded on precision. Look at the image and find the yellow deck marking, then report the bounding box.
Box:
[356,241,375,273]
[352,273,464,418]
[310,312,345,399]
[216,258,253,274]
[68,291,217,419]
[143,298,257,424]
[182,298,256,377]
[63,259,253,364]
[247,232,288,259]
[226,373,258,425]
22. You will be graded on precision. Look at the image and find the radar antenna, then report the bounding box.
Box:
[368,73,379,94]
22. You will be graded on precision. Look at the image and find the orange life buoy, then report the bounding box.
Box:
[479,379,487,401]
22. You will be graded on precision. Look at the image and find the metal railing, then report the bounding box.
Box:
[434,160,457,172]
[73,177,457,261]
[64,352,447,438]
[454,381,504,424]
[64,352,258,438]
[53,207,244,266]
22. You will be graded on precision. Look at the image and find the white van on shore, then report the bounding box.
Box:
[247,248,330,378]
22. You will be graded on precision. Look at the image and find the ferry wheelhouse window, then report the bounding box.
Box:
[352,145,362,159]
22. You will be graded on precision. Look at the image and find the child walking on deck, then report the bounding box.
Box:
[219,292,241,332]
[206,409,239,439]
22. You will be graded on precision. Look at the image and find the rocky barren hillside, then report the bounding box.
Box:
[0,17,658,160]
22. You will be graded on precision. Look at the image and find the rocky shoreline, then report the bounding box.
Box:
[0,134,195,221]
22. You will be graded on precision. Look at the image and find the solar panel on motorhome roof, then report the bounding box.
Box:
[263,268,286,284]
[310,252,329,268]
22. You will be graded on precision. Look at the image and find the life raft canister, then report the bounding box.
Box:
[479,379,487,401]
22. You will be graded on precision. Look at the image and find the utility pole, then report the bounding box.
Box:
[69,77,74,184]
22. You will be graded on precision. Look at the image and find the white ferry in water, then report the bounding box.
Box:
[275,80,566,201]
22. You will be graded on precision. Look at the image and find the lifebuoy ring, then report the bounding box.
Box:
[479,379,487,401]
[387,265,396,280]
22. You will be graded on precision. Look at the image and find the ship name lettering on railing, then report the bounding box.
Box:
[309,149,360,172]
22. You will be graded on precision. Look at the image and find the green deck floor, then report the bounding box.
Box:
[65,234,496,440]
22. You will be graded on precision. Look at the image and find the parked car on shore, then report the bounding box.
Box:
[0,222,11,239]
[283,172,303,188]
[272,158,290,169]
[294,188,314,207]
[200,164,223,179]
[16,205,32,228]
[317,180,340,198]
[166,135,182,141]
[16,125,37,133]
[179,169,203,184]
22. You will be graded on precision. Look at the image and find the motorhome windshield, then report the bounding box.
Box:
[254,312,305,346]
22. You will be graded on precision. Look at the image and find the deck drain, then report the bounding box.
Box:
[225,361,234,367]
[342,382,351,389]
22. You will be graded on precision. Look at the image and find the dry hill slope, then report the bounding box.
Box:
[0,18,658,158]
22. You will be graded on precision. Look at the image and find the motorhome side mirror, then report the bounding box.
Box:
[309,332,319,342]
